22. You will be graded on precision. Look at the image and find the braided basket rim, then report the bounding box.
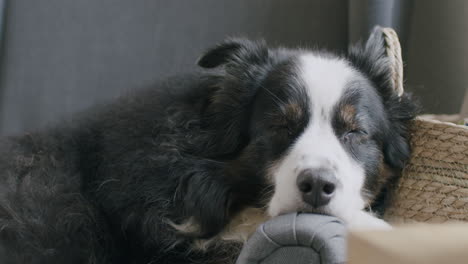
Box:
[415,117,468,129]
[380,27,468,224]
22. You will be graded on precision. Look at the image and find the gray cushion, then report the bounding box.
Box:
[236,213,347,264]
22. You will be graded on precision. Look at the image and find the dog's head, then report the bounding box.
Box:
[195,27,416,234]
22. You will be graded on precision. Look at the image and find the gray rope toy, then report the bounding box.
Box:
[235,213,347,264]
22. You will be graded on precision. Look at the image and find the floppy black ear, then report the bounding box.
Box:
[349,26,418,169]
[382,93,418,169]
[197,40,242,68]
[197,38,268,68]
[200,38,271,157]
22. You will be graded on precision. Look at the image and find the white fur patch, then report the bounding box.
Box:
[268,53,370,225]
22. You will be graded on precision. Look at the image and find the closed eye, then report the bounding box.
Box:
[270,124,293,136]
[342,129,368,142]
[346,129,367,135]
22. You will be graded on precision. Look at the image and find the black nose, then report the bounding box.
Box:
[296,169,337,208]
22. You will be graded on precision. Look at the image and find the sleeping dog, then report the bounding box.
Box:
[0,27,416,263]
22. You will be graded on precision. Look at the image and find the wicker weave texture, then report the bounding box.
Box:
[384,118,468,224]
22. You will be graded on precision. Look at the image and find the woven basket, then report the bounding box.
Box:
[378,28,468,224]
[384,118,468,223]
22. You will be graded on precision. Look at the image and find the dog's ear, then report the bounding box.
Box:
[197,38,268,69]
[177,146,265,239]
[381,93,417,169]
[349,26,418,169]
[197,40,242,68]
[200,38,271,157]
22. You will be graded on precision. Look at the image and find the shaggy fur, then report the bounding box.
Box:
[0,27,417,264]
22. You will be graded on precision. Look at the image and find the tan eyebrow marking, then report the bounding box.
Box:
[270,103,305,130]
[340,104,359,130]
[283,103,303,121]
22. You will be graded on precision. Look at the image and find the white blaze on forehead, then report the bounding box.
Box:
[299,54,355,118]
[268,53,367,220]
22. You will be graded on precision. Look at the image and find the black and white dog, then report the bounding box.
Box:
[0,27,416,264]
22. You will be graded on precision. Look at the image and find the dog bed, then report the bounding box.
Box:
[384,118,468,223]
[379,27,468,224]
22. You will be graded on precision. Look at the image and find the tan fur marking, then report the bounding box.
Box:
[169,207,269,251]
[284,103,303,121]
[168,217,200,234]
[341,104,358,130]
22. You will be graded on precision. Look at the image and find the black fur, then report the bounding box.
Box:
[0,31,417,264]
[348,26,419,211]
[348,26,418,170]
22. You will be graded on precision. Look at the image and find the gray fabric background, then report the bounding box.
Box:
[0,0,347,135]
[0,0,466,135]
[350,0,468,115]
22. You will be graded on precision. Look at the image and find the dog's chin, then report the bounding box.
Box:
[268,202,334,218]
[296,204,337,218]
